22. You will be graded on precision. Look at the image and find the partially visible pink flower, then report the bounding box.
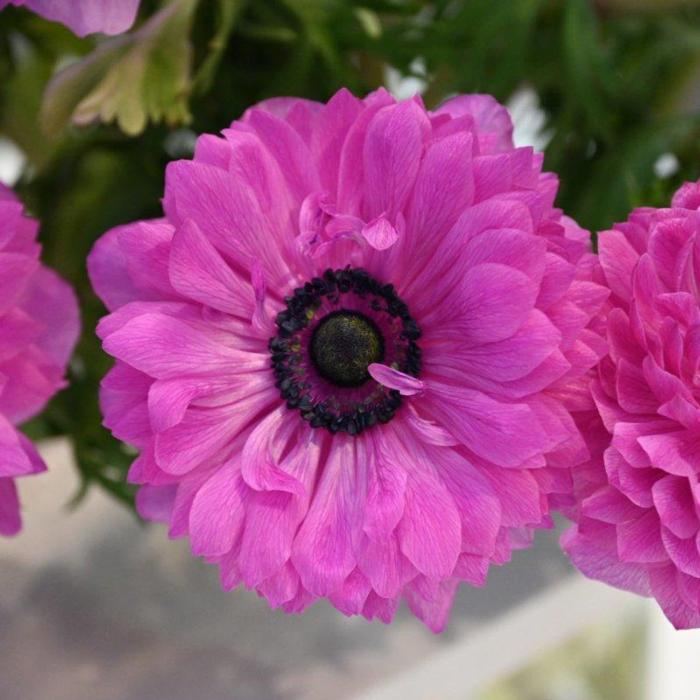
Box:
[563,179,700,629]
[0,184,79,536]
[0,0,139,36]
[89,89,606,631]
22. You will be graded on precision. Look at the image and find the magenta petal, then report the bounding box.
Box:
[135,484,176,523]
[155,395,275,475]
[456,263,537,344]
[147,377,203,433]
[237,490,300,588]
[243,107,320,204]
[649,565,700,629]
[427,385,547,468]
[240,409,306,496]
[0,478,21,536]
[292,437,358,596]
[661,528,700,578]
[368,363,424,395]
[361,215,399,250]
[362,100,429,219]
[442,458,502,555]
[169,219,253,317]
[405,130,475,249]
[652,475,698,539]
[616,510,667,564]
[102,313,255,380]
[16,0,139,36]
[436,94,514,154]
[397,468,461,579]
[356,534,411,600]
[598,228,640,302]
[0,252,37,315]
[328,568,372,616]
[561,523,651,596]
[164,160,291,285]
[88,220,176,311]
[0,415,36,477]
[638,431,700,477]
[362,591,399,625]
[256,562,299,607]
[362,437,407,540]
[189,464,248,556]
[404,577,459,634]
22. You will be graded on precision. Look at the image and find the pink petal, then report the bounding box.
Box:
[169,219,253,317]
[649,564,700,629]
[616,510,667,563]
[155,392,276,475]
[404,577,459,633]
[361,215,399,250]
[368,363,424,395]
[436,94,514,153]
[188,463,248,556]
[652,475,698,539]
[405,130,475,252]
[20,0,139,36]
[561,522,651,596]
[0,478,21,536]
[397,467,461,579]
[328,568,372,616]
[135,484,176,523]
[362,100,430,219]
[102,312,261,380]
[292,437,359,596]
[426,384,547,468]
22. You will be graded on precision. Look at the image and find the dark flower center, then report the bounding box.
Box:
[269,268,421,435]
[310,311,384,388]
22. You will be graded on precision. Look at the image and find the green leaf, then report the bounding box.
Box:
[192,0,246,94]
[40,38,132,138]
[562,0,616,137]
[41,0,199,137]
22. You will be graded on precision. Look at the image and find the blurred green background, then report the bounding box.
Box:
[2,0,700,508]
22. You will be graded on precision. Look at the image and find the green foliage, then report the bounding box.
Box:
[42,0,198,136]
[2,0,700,509]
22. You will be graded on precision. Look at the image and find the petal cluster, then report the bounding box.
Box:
[0,185,79,535]
[563,180,700,629]
[0,0,139,36]
[89,89,606,630]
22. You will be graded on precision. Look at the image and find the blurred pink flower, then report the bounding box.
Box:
[89,89,606,630]
[0,0,139,36]
[563,179,700,629]
[0,185,79,536]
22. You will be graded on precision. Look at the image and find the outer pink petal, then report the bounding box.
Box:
[436,94,514,154]
[426,384,547,468]
[21,0,140,36]
[188,462,248,556]
[561,522,651,596]
[291,436,359,596]
[0,478,21,536]
[169,218,254,317]
[362,100,430,220]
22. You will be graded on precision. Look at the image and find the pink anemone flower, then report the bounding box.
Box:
[563,179,700,630]
[0,0,140,36]
[89,89,606,631]
[0,184,79,535]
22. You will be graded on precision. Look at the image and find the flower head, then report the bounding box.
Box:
[0,184,79,535]
[0,0,139,36]
[89,89,606,630]
[563,179,700,629]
